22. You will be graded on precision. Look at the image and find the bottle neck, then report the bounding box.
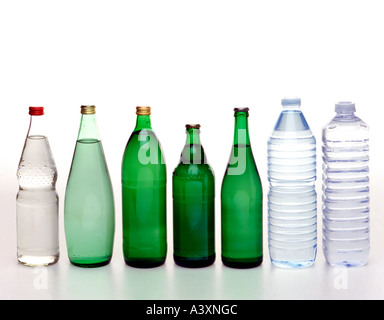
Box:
[333,110,358,123]
[21,115,54,168]
[336,110,356,116]
[282,104,301,112]
[77,114,100,141]
[134,115,152,131]
[181,128,205,164]
[27,115,47,138]
[185,128,201,145]
[233,111,250,146]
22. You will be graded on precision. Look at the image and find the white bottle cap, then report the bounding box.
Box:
[335,101,356,113]
[282,97,301,107]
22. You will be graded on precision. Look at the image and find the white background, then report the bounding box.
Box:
[0,0,383,300]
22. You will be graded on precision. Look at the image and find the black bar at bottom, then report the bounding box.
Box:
[132,300,259,318]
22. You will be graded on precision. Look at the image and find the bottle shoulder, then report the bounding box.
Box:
[173,162,214,179]
[272,110,312,132]
[269,113,315,141]
[323,115,369,141]
[225,146,260,176]
[324,114,368,128]
[18,136,58,189]
[20,136,56,163]
[123,129,166,165]
[127,129,160,144]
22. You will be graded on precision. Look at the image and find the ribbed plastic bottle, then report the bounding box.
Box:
[16,107,59,267]
[267,98,317,269]
[322,101,370,267]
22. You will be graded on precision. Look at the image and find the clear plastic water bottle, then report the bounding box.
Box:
[322,101,370,267]
[16,107,59,267]
[267,98,317,269]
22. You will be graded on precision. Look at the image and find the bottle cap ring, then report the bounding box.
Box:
[186,124,201,129]
[234,107,249,113]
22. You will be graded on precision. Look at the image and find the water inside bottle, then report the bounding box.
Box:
[322,105,370,267]
[267,100,317,269]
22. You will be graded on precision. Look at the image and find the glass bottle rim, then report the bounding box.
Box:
[186,124,201,129]
[234,107,249,113]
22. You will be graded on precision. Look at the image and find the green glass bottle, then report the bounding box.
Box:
[122,106,167,268]
[221,108,263,268]
[64,106,115,268]
[173,124,215,268]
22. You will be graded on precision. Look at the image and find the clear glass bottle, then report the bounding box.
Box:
[221,108,263,268]
[16,106,59,267]
[64,106,115,268]
[122,106,167,268]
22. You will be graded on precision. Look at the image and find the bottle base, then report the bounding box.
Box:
[174,254,215,268]
[18,255,59,267]
[222,256,263,269]
[69,257,112,268]
[271,259,315,269]
[326,260,367,268]
[124,258,166,269]
[323,249,369,268]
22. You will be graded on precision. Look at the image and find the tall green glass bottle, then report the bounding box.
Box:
[122,106,167,268]
[221,108,263,268]
[173,124,215,268]
[64,106,115,268]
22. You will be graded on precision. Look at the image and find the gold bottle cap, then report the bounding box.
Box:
[186,124,201,129]
[81,105,96,115]
[136,106,151,115]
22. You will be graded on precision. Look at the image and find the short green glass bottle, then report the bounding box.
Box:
[173,124,215,268]
[221,108,263,268]
[64,106,115,268]
[122,106,167,268]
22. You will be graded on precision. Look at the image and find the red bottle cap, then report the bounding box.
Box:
[29,107,44,116]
